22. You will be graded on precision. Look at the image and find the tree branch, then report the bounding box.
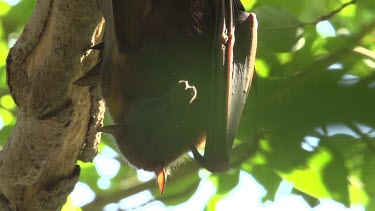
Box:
[0,0,104,210]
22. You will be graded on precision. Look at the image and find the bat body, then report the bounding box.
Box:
[99,0,215,171]
[82,0,257,193]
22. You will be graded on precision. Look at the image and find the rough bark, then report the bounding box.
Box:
[0,0,104,210]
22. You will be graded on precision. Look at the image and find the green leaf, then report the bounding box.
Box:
[358,0,375,12]
[0,125,12,145]
[278,148,332,199]
[215,169,240,195]
[206,169,240,210]
[0,41,8,66]
[292,188,320,207]
[0,94,16,110]
[266,132,311,172]
[362,148,375,210]
[0,66,7,88]
[321,147,350,206]
[251,164,282,201]
[0,107,15,126]
[158,165,200,206]
[240,0,256,12]
[61,196,82,211]
[253,5,303,52]
[0,1,11,16]
[2,0,34,37]
[279,145,350,206]
[77,161,100,193]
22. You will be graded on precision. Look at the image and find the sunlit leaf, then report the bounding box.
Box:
[348,176,369,206]
[255,59,270,78]
[61,196,82,211]
[0,107,15,126]
[0,94,16,110]
[0,41,8,66]
[362,148,375,210]
[241,0,256,12]
[0,1,11,16]
[278,148,332,199]
[77,162,100,193]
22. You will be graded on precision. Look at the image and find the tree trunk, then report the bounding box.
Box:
[0,0,104,210]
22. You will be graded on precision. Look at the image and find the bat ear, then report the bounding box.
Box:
[97,125,123,136]
[73,59,102,86]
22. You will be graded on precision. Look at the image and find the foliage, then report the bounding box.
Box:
[1,0,374,210]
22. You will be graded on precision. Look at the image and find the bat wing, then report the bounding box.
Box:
[227,11,257,152]
[227,11,258,155]
[192,0,257,172]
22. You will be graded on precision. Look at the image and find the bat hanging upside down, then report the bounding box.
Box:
[75,0,257,193]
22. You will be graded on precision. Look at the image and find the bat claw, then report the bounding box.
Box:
[88,42,104,51]
[97,125,123,135]
[190,145,204,162]
[74,59,102,86]
[190,145,229,173]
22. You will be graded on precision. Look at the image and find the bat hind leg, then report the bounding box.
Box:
[190,146,229,173]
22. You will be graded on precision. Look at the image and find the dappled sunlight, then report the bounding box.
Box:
[94,154,121,179]
[316,21,336,38]
[70,182,96,207]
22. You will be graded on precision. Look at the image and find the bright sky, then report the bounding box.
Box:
[1,0,20,6]
[71,168,365,211]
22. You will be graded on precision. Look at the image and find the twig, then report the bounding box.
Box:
[261,0,357,30]
[303,0,357,26]
[346,121,375,150]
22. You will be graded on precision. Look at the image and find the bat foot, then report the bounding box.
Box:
[87,42,104,51]
[97,125,123,136]
[74,59,102,86]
